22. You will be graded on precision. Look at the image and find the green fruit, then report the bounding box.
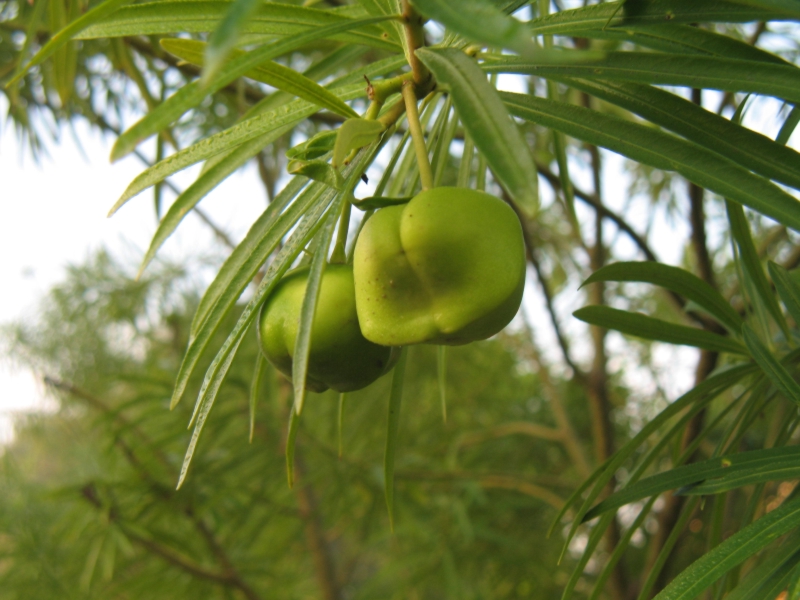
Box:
[353,186,526,346]
[258,264,399,393]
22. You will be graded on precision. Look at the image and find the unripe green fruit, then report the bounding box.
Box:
[258,264,399,393]
[353,186,526,346]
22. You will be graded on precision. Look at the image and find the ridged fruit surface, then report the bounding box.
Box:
[353,187,526,346]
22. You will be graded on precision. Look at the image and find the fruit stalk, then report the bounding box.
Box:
[402,80,434,191]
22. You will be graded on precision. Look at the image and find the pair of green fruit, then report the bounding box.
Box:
[258,187,527,393]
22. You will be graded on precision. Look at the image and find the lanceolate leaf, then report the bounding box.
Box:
[333,118,386,167]
[490,53,800,104]
[78,1,399,52]
[573,306,747,354]
[584,446,800,521]
[651,496,800,600]
[287,160,344,190]
[417,47,539,215]
[110,84,363,212]
[722,536,800,600]
[499,92,800,233]
[726,201,790,336]
[291,196,341,416]
[409,0,538,56]
[161,39,360,119]
[6,0,135,88]
[109,15,389,161]
[770,261,800,329]
[582,262,743,333]
[729,0,800,17]
[175,183,330,409]
[528,0,793,37]
[385,346,408,531]
[139,130,285,277]
[551,78,800,192]
[201,0,261,86]
[190,177,314,339]
[743,325,800,407]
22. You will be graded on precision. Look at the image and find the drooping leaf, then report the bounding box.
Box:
[333,118,386,167]
[583,262,743,333]
[499,92,800,233]
[742,325,800,408]
[553,78,800,192]
[385,346,408,531]
[726,200,790,336]
[417,47,539,215]
[7,0,135,88]
[651,496,800,600]
[490,53,800,104]
[78,2,399,52]
[410,0,538,56]
[528,0,793,37]
[352,195,413,210]
[201,0,261,86]
[109,15,389,161]
[161,38,359,119]
[584,446,800,521]
[573,306,746,354]
[778,105,800,146]
[770,261,800,329]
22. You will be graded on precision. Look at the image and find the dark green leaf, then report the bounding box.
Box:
[385,346,408,531]
[417,48,538,215]
[743,325,800,407]
[583,262,743,333]
[410,0,538,56]
[651,496,800,600]
[490,53,800,104]
[574,306,746,354]
[770,262,800,329]
[500,92,800,233]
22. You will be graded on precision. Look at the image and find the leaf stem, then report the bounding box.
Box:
[330,194,351,264]
[402,80,434,191]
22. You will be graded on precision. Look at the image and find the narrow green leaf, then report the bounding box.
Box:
[743,325,800,407]
[438,345,447,424]
[78,2,400,52]
[287,160,344,190]
[417,47,538,215]
[728,0,800,17]
[161,38,359,119]
[333,118,386,167]
[176,331,245,489]
[249,353,265,443]
[352,195,413,210]
[9,0,48,87]
[552,78,800,193]
[6,0,135,88]
[190,176,311,339]
[337,392,347,458]
[110,15,389,161]
[491,53,800,104]
[410,0,538,56]
[652,496,800,600]
[110,84,362,212]
[174,185,331,409]
[500,92,800,233]
[585,446,800,520]
[560,513,616,600]
[727,201,790,336]
[583,262,743,333]
[574,306,747,354]
[291,198,342,416]
[139,130,281,277]
[285,406,299,488]
[528,0,792,37]
[778,106,800,146]
[385,346,408,531]
[558,363,756,557]
[770,261,800,329]
[286,130,339,161]
[722,536,800,600]
[201,0,260,86]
